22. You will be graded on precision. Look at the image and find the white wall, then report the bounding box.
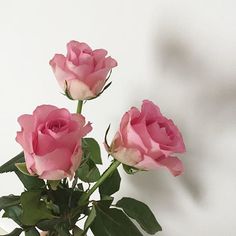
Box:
[0,0,236,235]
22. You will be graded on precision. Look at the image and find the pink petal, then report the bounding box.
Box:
[34,148,72,176]
[35,132,56,156]
[142,100,162,122]
[78,52,94,65]
[159,120,186,153]
[16,131,35,154]
[66,61,91,78]
[86,68,110,92]
[121,110,148,153]
[94,59,106,71]
[67,41,92,56]
[158,156,184,176]
[33,105,58,126]
[113,147,142,167]
[132,122,152,150]
[93,49,108,61]
[39,170,69,180]
[24,151,36,174]
[147,121,171,145]
[70,146,82,176]
[67,79,95,100]
[17,114,34,132]
[50,54,76,86]
[46,108,70,122]
[125,124,148,153]
[135,155,161,170]
[104,56,118,68]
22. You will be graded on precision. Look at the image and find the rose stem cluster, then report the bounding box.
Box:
[76,100,121,206]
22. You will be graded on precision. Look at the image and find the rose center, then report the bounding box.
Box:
[47,119,68,133]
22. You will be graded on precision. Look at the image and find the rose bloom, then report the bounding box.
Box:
[50,40,117,100]
[16,105,92,180]
[109,100,186,176]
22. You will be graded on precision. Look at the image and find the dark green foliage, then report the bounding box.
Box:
[91,203,143,236]
[0,152,24,173]
[20,190,54,226]
[116,197,162,234]
[0,195,20,211]
[99,169,121,196]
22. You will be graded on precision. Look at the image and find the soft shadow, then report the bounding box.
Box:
[151,29,236,203]
[126,27,236,207]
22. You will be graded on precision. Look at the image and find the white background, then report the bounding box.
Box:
[0,0,236,235]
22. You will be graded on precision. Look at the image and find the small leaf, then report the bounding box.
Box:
[64,80,74,100]
[73,226,86,236]
[15,163,31,176]
[48,180,61,190]
[25,228,40,236]
[104,124,111,150]
[15,170,45,190]
[90,212,109,236]
[122,164,139,175]
[55,224,71,236]
[98,195,114,208]
[1,228,23,236]
[0,195,20,211]
[0,152,24,173]
[83,138,102,164]
[99,169,121,196]
[37,218,63,231]
[91,204,142,236]
[87,70,113,101]
[98,81,112,96]
[2,205,23,226]
[84,205,96,231]
[21,190,54,226]
[116,197,162,234]
[76,160,100,183]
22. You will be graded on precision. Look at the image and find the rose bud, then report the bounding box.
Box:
[50,40,117,100]
[108,100,186,176]
[16,105,92,180]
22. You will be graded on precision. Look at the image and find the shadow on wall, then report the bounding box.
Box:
[125,25,236,212]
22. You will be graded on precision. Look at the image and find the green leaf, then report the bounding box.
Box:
[21,190,54,226]
[48,180,61,190]
[84,205,96,231]
[2,205,23,226]
[0,195,20,211]
[83,138,102,164]
[0,152,24,173]
[73,226,86,236]
[97,196,114,208]
[25,228,40,236]
[116,197,162,234]
[1,228,23,236]
[91,204,142,236]
[15,163,31,176]
[90,211,109,236]
[37,218,63,231]
[15,170,45,190]
[122,164,139,175]
[76,160,100,183]
[104,124,111,151]
[55,224,71,236]
[99,169,121,196]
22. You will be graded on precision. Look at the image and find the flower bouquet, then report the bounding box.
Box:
[0,40,185,236]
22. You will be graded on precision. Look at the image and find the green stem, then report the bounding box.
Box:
[77,100,83,114]
[79,160,121,205]
[68,100,83,205]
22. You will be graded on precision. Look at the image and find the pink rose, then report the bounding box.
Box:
[109,100,186,176]
[50,40,117,100]
[16,105,92,180]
